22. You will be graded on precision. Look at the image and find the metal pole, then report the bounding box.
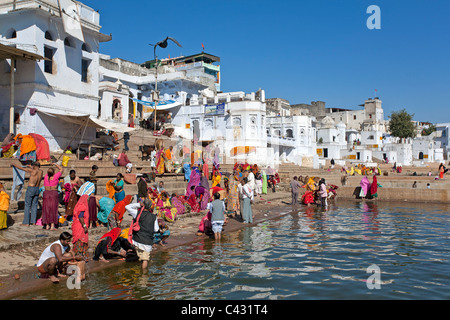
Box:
[153,46,158,131]
[9,59,15,134]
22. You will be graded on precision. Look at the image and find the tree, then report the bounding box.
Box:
[388,109,416,139]
[422,124,436,136]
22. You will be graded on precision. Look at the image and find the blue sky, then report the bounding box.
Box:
[83,0,450,123]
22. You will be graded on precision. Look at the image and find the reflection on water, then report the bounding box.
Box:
[17,201,450,300]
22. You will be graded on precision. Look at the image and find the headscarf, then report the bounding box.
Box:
[98,227,122,245]
[370,175,378,195]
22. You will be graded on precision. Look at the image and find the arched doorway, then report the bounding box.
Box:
[419,152,424,160]
[112,99,122,121]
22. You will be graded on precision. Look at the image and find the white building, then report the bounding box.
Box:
[0,0,113,151]
[266,115,317,167]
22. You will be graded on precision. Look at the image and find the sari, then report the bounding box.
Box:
[171,195,186,215]
[42,190,59,226]
[97,197,115,224]
[164,148,174,172]
[212,173,221,187]
[262,171,268,194]
[228,176,240,212]
[65,188,78,217]
[198,211,212,234]
[195,186,210,210]
[359,176,371,197]
[113,179,125,203]
[93,227,122,261]
[155,148,165,174]
[156,198,178,222]
[88,195,98,226]
[302,191,315,205]
[186,169,200,198]
[203,162,209,180]
[369,176,378,198]
[112,195,133,224]
[72,195,89,259]
[106,180,115,199]
[187,193,200,213]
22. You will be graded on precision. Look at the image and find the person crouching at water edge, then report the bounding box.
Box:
[126,199,160,273]
[35,232,86,284]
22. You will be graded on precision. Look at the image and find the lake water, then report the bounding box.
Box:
[16,201,450,300]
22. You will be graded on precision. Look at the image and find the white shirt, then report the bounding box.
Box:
[125,202,159,232]
[247,172,256,189]
[237,183,244,199]
[242,184,254,201]
[36,240,68,267]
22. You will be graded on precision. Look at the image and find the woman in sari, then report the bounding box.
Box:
[72,195,89,260]
[155,146,166,175]
[359,176,371,198]
[211,170,221,187]
[170,193,186,215]
[187,186,201,213]
[113,173,125,203]
[227,173,240,216]
[195,185,210,211]
[164,146,174,173]
[93,228,133,262]
[105,179,115,199]
[42,163,63,230]
[262,170,268,194]
[368,175,378,199]
[186,169,201,198]
[96,195,116,228]
[88,194,98,228]
[156,192,178,222]
[65,170,82,217]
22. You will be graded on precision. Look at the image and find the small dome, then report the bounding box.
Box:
[321,116,335,128]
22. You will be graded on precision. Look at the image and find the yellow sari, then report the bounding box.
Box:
[212,174,221,187]
[106,179,115,199]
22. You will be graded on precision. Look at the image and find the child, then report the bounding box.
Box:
[209,192,225,241]
[0,183,10,230]
[89,165,98,195]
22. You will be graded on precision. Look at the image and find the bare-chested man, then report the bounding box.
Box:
[11,161,43,226]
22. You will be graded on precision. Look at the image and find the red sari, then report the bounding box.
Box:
[112,195,133,224]
[187,194,200,213]
[72,195,89,259]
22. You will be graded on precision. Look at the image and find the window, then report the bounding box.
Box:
[82,43,91,53]
[44,46,54,74]
[286,129,293,138]
[44,31,54,41]
[64,37,75,48]
[81,59,90,82]
[353,115,357,120]
[6,29,16,39]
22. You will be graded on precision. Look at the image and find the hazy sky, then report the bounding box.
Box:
[82,0,450,123]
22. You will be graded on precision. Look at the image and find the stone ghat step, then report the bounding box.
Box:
[337,186,450,203]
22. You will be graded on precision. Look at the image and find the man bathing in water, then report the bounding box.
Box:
[11,161,43,226]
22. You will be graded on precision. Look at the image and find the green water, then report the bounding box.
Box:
[15,201,450,300]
